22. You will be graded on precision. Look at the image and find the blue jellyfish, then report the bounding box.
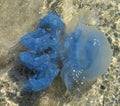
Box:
[19,11,112,94]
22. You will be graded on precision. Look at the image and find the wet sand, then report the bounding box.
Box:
[0,0,120,106]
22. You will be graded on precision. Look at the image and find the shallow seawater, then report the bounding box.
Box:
[0,0,119,106]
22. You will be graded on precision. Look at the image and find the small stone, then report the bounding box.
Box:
[100,84,106,90]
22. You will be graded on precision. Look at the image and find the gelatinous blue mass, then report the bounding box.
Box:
[19,11,65,91]
[19,11,112,93]
[60,24,112,91]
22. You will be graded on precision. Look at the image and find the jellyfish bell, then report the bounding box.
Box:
[60,23,112,96]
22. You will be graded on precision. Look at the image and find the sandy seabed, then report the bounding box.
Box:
[0,0,120,106]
